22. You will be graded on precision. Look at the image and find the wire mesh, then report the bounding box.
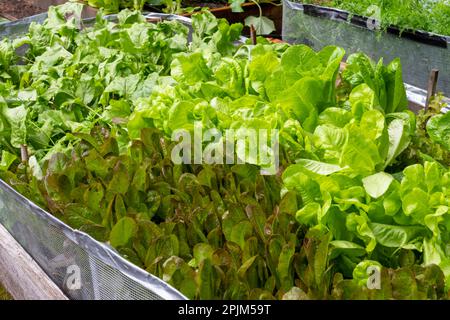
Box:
[0,177,186,300]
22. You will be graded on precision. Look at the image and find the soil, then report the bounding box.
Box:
[181,0,228,9]
[0,1,96,21]
[0,0,46,20]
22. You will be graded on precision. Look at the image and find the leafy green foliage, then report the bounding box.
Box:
[244,15,275,35]
[283,159,450,285]
[303,0,450,36]
[86,0,274,17]
[4,127,300,299]
[332,263,447,300]
[0,4,449,300]
[0,4,188,162]
[87,0,147,13]
[397,96,450,168]
[342,53,408,114]
[428,112,450,152]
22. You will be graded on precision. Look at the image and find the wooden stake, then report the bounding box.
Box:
[425,69,439,111]
[250,25,257,45]
[20,144,29,163]
[146,17,163,23]
[0,13,18,22]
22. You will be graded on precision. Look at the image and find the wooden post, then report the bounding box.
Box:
[0,13,18,21]
[146,17,163,23]
[0,224,68,300]
[20,145,29,164]
[425,69,439,111]
[250,25,257,45]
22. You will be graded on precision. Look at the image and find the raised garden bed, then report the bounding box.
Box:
[79,0,282,36]
[282,0,450,96]
[144,1,283,37]
[0,224,67,300]
[0,0,282,36]
[0,3,449,301]
[199,2,282,37]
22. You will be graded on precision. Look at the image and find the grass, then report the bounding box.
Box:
[0,284,12,300]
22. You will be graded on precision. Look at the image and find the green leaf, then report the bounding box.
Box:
[340,124,382,175]
[385,58,408,114]
[171,53,211,85]
[110,217,137,248]
[360,109,385,142]
[296,202,321,226]
[193,243,214,265]
[167,101,195,133]
[85,151,109,178]
[427,112,450,151]
[297,159,345,176]
[103,99,132,122]
[318,108,352,128]
[244,16,275,35]
[249,47,280,84]
[313,124,347,161]
[424,206,448,237]
[401,187,430,220]
[329,241,366,260]
[84,182,104,211]
[237,255,258,280]
[282,169,322,205]
[385,113,415,166]
[314,231,331,288]
[229,0,245,12]
[162,256,197,300]
[352,260,382,288]
[230,220,253,250]
[2,105,27,148]
[277,240,296,290]
[362,172,394,199]
[198,259,214,299]
[348,84,377,118]
[369,222,427,249]
[0,150,17,171]
[28,155,43,180]
[108,164,130,194]
[282,287,309,300]
[117,9,145,24]
[104,74,140,98]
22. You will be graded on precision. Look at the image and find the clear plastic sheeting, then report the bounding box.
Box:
[282,0,450,97]
[0,13,48,39]
[0,13,188,301]
[0,12,195,40]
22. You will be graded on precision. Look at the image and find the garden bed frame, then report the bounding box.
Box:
[0,224,68,300]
